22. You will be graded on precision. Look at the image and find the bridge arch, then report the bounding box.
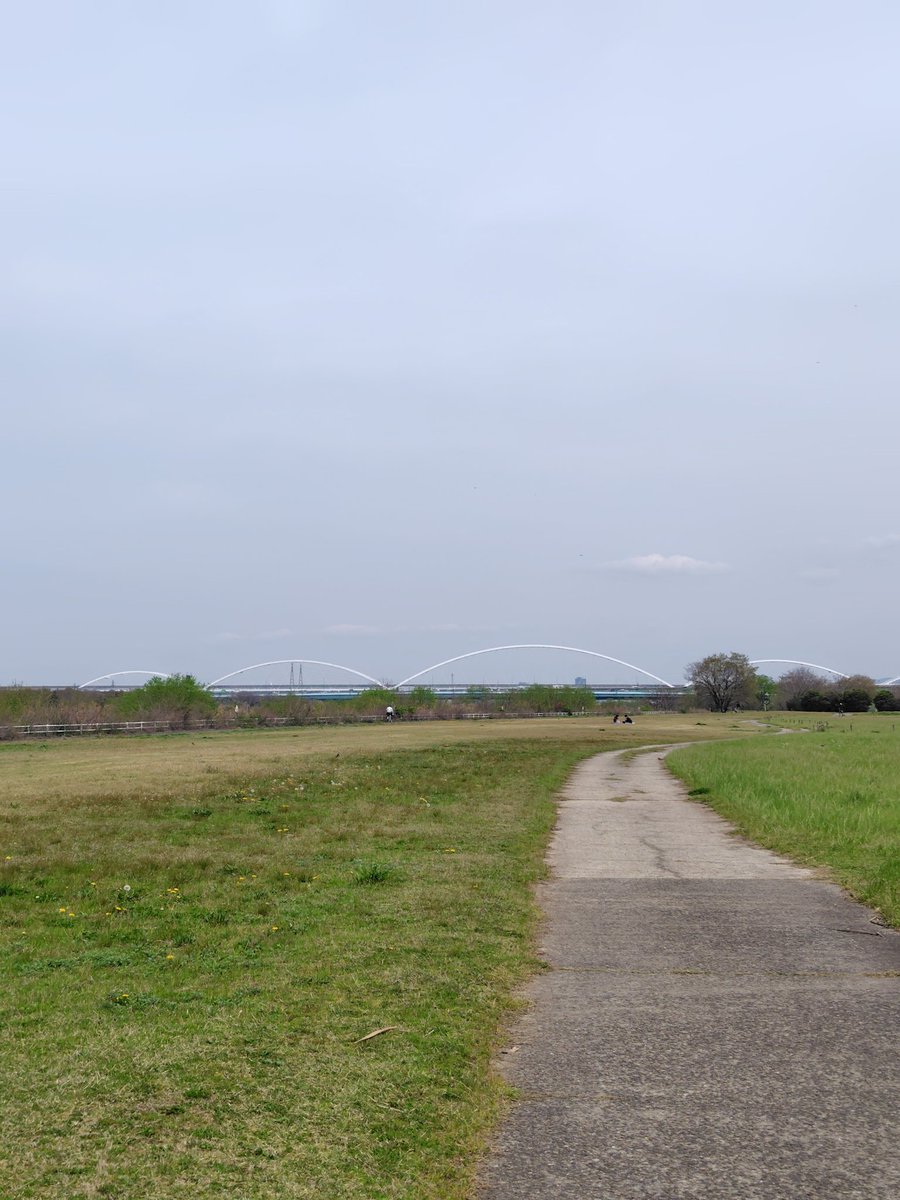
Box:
[79,670,172,690]
[206,659,383,688]
[882,675,900,687]
[750,659,848,680]
[396,645,674,689]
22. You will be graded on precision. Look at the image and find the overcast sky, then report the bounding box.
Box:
[3,1,899,688]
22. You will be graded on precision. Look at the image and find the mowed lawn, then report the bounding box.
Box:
[668,716,900,926]
[0,716,746,1199]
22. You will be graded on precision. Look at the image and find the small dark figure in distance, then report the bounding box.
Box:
[623,714,633,724]
[612,712,620,724]
[385,705,394,722]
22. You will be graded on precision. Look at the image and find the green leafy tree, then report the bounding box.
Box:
[686,652,757,713]
[832,675,877,713]
[754,674,777,710]
[113,675,217,727]
[873,688,899,712]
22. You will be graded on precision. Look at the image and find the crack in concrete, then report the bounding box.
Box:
[635,831,683,878]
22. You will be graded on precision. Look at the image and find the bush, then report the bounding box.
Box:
[113,675,217,727]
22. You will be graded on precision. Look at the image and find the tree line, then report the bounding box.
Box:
[686,652,899,713]
[0,677,602,735]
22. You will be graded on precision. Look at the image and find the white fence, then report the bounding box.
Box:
[0,710,595,740]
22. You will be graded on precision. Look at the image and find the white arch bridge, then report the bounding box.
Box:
[71,648,882,699]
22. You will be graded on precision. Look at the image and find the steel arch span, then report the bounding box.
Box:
[750,659,849,680]
[883,675,900,686]
[396,645,674,689]
[79,670,172,690]
[207,659,383,688]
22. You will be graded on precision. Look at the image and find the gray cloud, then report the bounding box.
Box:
[2,1,899,684]
[797,568,840,582]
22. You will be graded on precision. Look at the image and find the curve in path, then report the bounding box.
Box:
[396,645,674,689]
[478,746,900,1198]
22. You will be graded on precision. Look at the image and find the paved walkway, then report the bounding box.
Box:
[477,747,900,1199]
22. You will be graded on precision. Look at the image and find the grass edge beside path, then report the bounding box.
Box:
[667,724,900,927]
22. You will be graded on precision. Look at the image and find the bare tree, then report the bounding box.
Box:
[686,652,757,713]
[775,667,825,710]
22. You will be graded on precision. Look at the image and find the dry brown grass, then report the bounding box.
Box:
[0,713,750,810]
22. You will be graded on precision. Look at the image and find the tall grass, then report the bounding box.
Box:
[668,723,900,925]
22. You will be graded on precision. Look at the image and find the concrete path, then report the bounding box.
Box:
[477,747,900,1199]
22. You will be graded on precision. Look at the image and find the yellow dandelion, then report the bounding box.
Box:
[166,953,175,960]
[271,925,279,931]
[59,907,67,913]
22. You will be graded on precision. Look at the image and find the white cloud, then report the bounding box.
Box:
[323,621,494,636]
[323,623,381,636]
[603,553,730,575]
[211,629,294,643]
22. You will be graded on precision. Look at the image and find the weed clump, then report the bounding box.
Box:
[351,860,399,885]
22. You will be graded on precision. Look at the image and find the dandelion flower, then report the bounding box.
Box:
[166,954,175,960]
[59,907,67,913]
[271,926,279,931]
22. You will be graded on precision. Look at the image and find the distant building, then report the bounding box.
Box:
[574,676,587,687]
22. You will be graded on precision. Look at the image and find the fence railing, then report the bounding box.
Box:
[0,720,190,738]
[0,710,599,740]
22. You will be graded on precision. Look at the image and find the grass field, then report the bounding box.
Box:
[668,716,900,926]
[0,715,747,1199]
[0,712,751,808]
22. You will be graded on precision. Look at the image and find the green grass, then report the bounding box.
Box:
[0,717,752,1198]
[1,738,608,1199]
[668,720,900,926]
